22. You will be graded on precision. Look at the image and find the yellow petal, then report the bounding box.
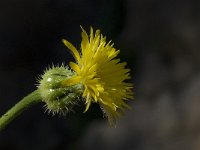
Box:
[84,93,92,113]
[88,64,97,74]
[62,76,82,86]
[69,62,80,73]
[80,26,89,52]
[62,39,80,63]
[90,27,94,43]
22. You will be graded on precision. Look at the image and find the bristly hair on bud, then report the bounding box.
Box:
[38,65,83,116]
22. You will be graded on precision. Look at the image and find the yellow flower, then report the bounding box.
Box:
[62,27,133,125]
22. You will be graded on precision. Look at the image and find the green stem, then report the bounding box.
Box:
[0,90,42,131]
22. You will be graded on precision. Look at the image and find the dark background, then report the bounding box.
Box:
[1,0,200,149]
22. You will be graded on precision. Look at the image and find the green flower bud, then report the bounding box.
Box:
[38,65,83,115]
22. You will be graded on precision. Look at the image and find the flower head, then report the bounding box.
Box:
[62,27,133,125]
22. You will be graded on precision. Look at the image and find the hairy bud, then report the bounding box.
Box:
[38,66,83,115]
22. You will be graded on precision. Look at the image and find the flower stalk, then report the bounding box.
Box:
[0,90,42,131]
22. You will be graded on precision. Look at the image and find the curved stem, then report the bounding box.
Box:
[0,90,42,131]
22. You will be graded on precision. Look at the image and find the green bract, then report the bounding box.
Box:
[38,66,83,115]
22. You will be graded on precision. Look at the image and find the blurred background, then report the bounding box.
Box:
[0,0,200,149]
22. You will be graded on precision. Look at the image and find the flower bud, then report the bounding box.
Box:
[38,66,83,115]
